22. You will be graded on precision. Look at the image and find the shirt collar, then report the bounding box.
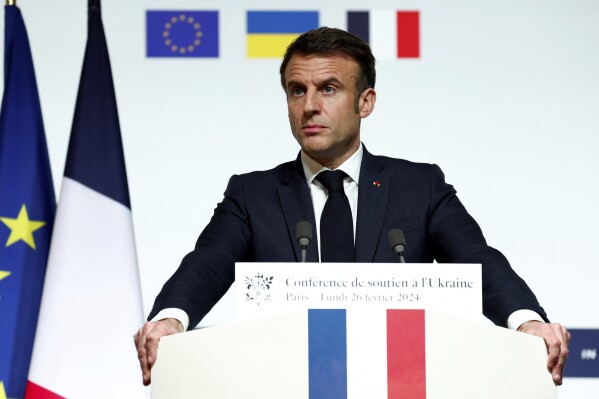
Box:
[301,143,363,186]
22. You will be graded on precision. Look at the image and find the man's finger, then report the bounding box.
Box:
[145,332,159,366]
[547,341,561,368]
[551,324,569,385]
[135,326,151,385]
[552,350,568,385]
[138,322,161,385]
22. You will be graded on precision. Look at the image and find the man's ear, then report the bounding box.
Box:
[358,88,376,118]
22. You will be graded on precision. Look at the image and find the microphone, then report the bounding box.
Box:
[296,221,312,263]
[388,229,406,263]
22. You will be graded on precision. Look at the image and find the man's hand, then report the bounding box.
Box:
[518,321,571,385]
[134,318,184,385]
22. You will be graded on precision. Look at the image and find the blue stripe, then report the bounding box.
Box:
[64,3,130,208]
[347,11,370,44]
[308,309,347,399]
[247,11,319,34]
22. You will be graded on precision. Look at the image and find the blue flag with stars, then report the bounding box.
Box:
[0,5,56,398]
[147,10,219,58]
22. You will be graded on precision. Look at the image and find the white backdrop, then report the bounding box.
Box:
[2,1,598,397]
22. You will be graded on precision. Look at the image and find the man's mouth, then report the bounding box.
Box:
[302,124,326,133]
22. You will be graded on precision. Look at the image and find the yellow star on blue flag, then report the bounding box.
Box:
[0,271,11,282]
[0,380,9,399]
[1,204,46,249]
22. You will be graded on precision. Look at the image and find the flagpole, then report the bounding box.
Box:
[6,0,17,6]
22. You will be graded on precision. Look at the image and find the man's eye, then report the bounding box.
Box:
[323,86,336,94]
[290,88,304,96]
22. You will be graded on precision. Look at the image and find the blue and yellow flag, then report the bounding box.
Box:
[0,5,55,399]
[247,11,319,58]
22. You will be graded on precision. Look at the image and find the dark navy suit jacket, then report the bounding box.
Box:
[149,148,547,329]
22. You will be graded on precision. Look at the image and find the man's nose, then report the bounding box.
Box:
[303,91,321,115]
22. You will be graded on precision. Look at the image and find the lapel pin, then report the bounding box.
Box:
[372,181,381,187]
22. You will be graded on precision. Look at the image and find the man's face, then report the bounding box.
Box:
[284,54,375,168]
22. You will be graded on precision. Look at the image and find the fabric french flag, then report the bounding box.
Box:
[347,10,420,59]
[309,309,426,399]
[25,1,146,398]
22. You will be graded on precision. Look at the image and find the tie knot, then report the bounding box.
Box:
[316,170,347,193]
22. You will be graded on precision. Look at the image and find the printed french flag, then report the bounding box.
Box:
[347,10,420,59]
[309,309,425,399]
[152,308,556,398]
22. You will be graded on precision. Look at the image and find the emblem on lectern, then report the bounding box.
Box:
[244,274,273,305]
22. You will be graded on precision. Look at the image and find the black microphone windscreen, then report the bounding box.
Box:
[388,229,406,249]
[296,221,313,243]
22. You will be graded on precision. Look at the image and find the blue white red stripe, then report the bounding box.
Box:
[347,10,421,59]
[308,309,427,398]
[25,2,145,398]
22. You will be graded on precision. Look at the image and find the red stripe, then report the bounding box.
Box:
[396,11,420,58]
[387,309,426,399]
[24,381,66,399]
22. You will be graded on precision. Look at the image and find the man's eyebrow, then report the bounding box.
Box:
[286,80,304,90]
[286,77,344,90]
[319,77,343,86]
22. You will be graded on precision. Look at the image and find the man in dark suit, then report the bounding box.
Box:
[135,27,570,386]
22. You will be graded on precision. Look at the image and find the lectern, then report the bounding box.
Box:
[151,308,556,398]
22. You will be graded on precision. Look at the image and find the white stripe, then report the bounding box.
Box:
[370,10,397,60]
[28,177,147,398]
[347,308,387,399]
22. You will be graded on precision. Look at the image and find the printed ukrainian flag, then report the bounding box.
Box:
[247,11,319,58]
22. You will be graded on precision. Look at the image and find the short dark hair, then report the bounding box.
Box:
[280,27,376,99]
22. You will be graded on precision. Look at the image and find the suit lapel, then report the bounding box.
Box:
[355,148,390,262]
[277,156,319,262]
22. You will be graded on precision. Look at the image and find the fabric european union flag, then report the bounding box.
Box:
[0,5,55,399]
[147,10,219,58]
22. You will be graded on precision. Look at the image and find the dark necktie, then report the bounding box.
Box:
[316,170,355,262]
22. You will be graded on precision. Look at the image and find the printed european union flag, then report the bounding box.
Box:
[0,5,56,399]
[147,10,219,58]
